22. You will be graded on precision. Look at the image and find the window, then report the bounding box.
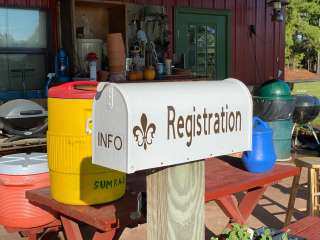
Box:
[186,24,216,78]
[175,8,231,80]
[0,8,47,100]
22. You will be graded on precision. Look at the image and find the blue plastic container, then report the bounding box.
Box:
[267,119,293,161]
[242,117,277,173]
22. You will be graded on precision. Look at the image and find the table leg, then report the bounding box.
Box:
[308,168,316,216]
[27,234,37,240]
[284,172,301,226]
[216,186,267,225]
[92,229,116,240]
[316,169,320,215]
[5,220,61,240]
[312,168,319,216]
[238,186,268,221]
[61,216,83,240]
[216,195,246,224]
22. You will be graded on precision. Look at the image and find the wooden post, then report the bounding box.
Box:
[284,171,301,226]
[317,18,320,74]
[147,160,205,240]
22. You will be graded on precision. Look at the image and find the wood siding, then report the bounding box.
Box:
[0,0,51,9]
[0,0,285,85]
[122,0,285,85]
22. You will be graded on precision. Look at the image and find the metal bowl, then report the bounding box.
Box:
[253,96,295,121]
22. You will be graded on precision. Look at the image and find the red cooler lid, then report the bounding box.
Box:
[48,81,98,99]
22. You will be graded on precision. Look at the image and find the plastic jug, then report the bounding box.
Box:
[242,117,276,173]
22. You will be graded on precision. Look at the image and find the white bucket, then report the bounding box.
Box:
[76,39,103,73]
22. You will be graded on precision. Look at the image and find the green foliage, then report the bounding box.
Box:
[258,228,272,240]
[285,0,320,69]
[222,224,252,240]
[210,224,290,240]
[281,232,289,240]
[210,224,251,240]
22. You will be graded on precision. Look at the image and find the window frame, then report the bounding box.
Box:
[0,7,50,100]
[174,7,231,80]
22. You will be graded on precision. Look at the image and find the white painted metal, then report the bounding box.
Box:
[92,78,252,173]
[0,153,48,175]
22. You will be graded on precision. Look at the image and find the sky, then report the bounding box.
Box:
[0,8,46,45]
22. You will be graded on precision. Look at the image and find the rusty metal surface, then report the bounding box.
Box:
[0,138,46,155]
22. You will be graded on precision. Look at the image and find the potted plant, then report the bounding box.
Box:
[211,223,304,240]
[211,223,253,240]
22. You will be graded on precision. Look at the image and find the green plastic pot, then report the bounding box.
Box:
[267,119,293,161]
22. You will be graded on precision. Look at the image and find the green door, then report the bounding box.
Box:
[175,8,231,80]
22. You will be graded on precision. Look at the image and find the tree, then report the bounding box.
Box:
[285,0,320,71]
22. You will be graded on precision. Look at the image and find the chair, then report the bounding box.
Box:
[285,157,320,226]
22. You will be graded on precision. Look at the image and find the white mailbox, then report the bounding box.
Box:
[92,78,252,173]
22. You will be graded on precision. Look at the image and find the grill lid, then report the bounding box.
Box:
[0,153,48,175]
[0,99,47,119]
[294,94,320,108]
[293,95,320,124]
[256,79,292,100]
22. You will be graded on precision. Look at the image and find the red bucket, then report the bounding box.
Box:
[0,153,56,228]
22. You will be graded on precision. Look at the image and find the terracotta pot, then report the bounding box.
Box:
[107,33,125,51]
[97,70,109,82]
[107,33,125,73]
[108,53,125,72]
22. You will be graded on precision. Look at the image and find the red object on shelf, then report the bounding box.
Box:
[87,52,98,61]
[48,81,98,99]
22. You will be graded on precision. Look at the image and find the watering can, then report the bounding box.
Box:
[242,117,276,173]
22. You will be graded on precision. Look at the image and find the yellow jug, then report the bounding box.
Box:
[47,81,126,205]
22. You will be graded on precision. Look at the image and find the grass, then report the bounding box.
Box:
[292,81,320,127]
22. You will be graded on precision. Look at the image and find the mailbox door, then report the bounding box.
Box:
[92,84,128,172]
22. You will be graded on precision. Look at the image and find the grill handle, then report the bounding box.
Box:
[20,110,43,116]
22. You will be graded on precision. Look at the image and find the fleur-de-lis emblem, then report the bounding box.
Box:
[133,113,156,150]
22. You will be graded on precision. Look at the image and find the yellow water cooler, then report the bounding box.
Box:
[47,81,126,205]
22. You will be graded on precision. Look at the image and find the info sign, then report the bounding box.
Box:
[92,79,252,173]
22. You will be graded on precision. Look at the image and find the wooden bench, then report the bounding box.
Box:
[25,157,299,239]
[283,216,320,240]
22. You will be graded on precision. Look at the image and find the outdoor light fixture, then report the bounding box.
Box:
[268,0,289,22]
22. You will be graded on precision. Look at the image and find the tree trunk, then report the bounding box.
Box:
[317,51,320,74]
[318,19,320,74]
